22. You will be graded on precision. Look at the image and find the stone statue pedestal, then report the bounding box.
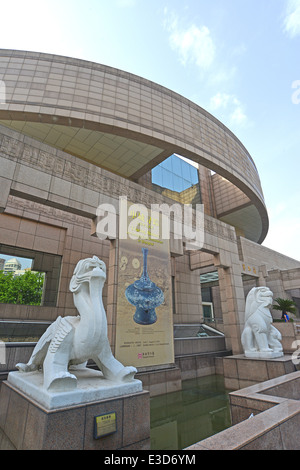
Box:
[244,350,283,359]
[7,368,143,410]
[0,370,150,450]
[223,354,296,391]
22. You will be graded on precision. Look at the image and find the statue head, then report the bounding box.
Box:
[245,286,273,321]
[69,256,106,293]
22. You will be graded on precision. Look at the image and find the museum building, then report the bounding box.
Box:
[0,49,300,394]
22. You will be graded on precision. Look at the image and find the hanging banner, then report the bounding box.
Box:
[115,202,174,367]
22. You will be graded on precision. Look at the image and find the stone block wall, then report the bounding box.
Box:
[187,371,300,450]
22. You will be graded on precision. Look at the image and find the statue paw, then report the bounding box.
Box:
[119,366,137,382]
[104,366,137,383]
[16,363,38,372]
[46,372,77,392]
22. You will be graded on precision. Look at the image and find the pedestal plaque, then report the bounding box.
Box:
[94,412,117,439]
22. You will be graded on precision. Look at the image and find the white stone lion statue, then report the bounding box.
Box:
[241,287,283,358]
[16,256,137,391]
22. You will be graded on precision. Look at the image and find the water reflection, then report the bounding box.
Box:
[150,375,232,450]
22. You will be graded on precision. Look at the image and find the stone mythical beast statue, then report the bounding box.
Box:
[17,256,137,391]
[241,287,283,358]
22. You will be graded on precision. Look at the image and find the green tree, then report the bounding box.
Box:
[0,271,44,305]
[272,297,297,319]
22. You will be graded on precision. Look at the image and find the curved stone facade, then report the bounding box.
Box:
[0,49,268,243]
[0,49,300,390]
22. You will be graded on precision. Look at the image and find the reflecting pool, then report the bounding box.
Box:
[150,375,232,450]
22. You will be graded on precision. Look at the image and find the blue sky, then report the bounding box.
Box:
[0,0,300,261]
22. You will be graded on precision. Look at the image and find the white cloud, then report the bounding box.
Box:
[283,0,300,37]
[210,92,232,109]
[116,0,136,7]
[230,105,248,127]
[165,14,215,70]
[209,92,248,127]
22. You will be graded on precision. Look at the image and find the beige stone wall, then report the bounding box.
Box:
[281,267,300,290]
[0,49,268,243]
[197,165,216,217]
[211,174,251,217]
[172,253,203,324]
[238,237,300,271]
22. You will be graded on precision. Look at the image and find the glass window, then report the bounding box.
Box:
[151,154,201,207]
[162,168,174,189]
[161,157,172,172]
[200,272,219,284]
[173,174,184,192]
[152,166,162,187]
[201,287,213,302]
[180,160,190,181]
[172,155,182,175]
[202,302,214,322]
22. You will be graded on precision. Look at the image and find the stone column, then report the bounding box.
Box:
[173,253,203,324]
[215,251,245,355]
[106,239,119,355]
[258,265,268,287]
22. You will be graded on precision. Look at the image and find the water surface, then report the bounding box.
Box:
[150,375,232,450]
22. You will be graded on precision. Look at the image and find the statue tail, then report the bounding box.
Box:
[16,317,62,371]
